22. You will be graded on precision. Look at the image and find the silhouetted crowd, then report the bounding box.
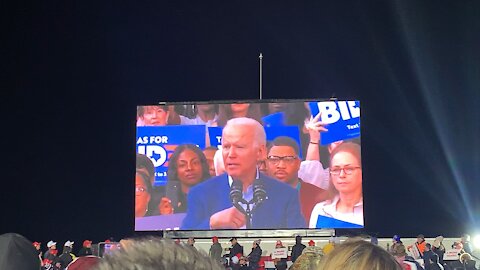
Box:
[0,232,477,270]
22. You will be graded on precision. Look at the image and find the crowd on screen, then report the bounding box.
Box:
[1,232,477,270]
[135,102,363,229]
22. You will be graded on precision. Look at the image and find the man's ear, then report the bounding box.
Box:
[294,156,301,170]
[257,144,267,161]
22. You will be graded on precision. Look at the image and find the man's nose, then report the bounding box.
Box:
[228,147,237,158]
[277,159,287,168]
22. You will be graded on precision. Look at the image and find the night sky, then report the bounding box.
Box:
[2,1,479,245]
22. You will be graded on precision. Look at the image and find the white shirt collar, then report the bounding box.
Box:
[322,195,363,216]
[228,169,260,187]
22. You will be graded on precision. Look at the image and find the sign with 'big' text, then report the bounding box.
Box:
[136,126,206,186]
[309,100,360,145]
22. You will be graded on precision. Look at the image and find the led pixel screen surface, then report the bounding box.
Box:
[135,100,362,231]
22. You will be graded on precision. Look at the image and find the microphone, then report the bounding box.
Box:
[230,180,246,214]
[253,179,267,206]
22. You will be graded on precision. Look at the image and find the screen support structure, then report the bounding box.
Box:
[259,53,263,100]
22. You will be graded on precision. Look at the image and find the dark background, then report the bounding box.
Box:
[2,1,479,245]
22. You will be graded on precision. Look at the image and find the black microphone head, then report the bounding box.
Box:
[230,180,243,204]
[253,179,267,204]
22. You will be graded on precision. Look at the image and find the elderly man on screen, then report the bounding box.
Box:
[181,117,305,229]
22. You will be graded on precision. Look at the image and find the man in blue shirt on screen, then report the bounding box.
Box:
[181,117,306,230]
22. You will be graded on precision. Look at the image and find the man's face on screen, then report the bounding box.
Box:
[330,151,362,194]
[267,145,300,186]
[176,149,203,187]
[197,104,215,113]
[230,103,250,115]
[222,124,261,182]
[268,103,287,114]
[135,174,150,217]
[141,106,168,126]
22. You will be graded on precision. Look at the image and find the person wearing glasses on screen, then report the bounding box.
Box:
[266,136,328,223]
[309,142,363,227]
[135,171,152,218]
[181,117,305,230]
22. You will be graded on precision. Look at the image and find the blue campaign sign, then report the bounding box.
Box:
[208,125,303,158]
[309,101,361,145]
[136,126,206,186]
[315,215,363,229]
[208,127,223,148]
[262,112,285,127]
[265,126,303,158]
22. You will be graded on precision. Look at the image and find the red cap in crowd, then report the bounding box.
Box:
[33,241,41,247]
[308,240,315,246]
[212,236,219,243]
[83,240,93,247]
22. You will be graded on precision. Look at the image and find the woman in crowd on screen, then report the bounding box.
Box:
[159,144,211,214]
[137,105,179,127]
[135,171,152,218]
[216,103,263,127]
[309,142,363,227]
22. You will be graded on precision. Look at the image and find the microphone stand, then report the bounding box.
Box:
[231,199,261,229]
[230,178,267,229]
[245,202,252,229]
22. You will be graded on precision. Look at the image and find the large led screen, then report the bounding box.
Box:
[135,100,361,231]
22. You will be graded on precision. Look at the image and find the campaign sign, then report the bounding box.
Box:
[272,247,288,259]
[315,215,363,229]
[208,125,302,157]
[136,126,206,186]
[262,112,285,127]
[208,127,223,148]
[265,126,302,158]
[309,101,361,145]
[443,249,461,261]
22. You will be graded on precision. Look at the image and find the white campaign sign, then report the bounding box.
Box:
[271,247,288,259]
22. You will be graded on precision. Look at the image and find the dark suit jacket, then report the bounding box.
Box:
[181,173,306,229]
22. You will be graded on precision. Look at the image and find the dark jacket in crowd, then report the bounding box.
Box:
[248,246,262,269]
[0,233,41,270]
[230,243,244,259]
[405,255,425,270]
[57,250,75,269]
[432,245,446,265]
[165,180,189,213]
[447,259,477,270]
[209,242,223,263]
[44,249,59,263]
[78,247,93,257]
[291,236,306,263]
[239,264,250,270]
[423,251,444,270]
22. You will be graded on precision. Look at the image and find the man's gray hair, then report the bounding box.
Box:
[93,237,223,270]
[224,117,266,148]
